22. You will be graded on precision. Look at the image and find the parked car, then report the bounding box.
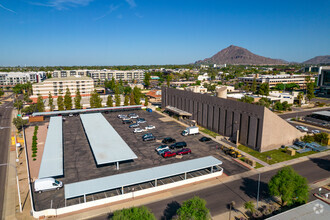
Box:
[145,125,155,130]
[176,148,191,155]
[143,135,155,141]
[296,126,308,132]
[128,113,139,119]
[312,130,320,134]
[170,142,187,149]
[162,151,176,158]
[137,118,147,124]
[199,137,211,142]
[155,145,169,153]
[69,113,73,117]
[142,133,153,138]
[158,148,170,155]
[117,114,127,119]
[129,123,139,128]
[134,128,145,133]
[122,119,133,124]
[34,178,63,193]
[162,137,176,144]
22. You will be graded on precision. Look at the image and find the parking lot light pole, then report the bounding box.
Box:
[0,163,22,213]
[257,172,261,209]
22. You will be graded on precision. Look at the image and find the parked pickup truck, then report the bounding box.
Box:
[181,126,199,136]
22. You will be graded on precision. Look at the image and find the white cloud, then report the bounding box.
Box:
[94,4,119,21]
[31,0,95,10]
[125,0,136,8]
[0,3,16,13]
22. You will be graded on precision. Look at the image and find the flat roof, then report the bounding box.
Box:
[312,111,330,117]
[43,76,92,82]
[38,116,63,179]
[31,105,143,117]
[165,106,192,116]
[64,156,222,199]
[266,199,330,220]
[80,113,137,165]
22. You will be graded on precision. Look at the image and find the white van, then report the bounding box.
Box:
[34,178,63,193]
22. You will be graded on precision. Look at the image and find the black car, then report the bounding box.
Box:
[122,119,133,124]
[162,137,176,144]
[129,123,139,128]
[199,137,212,142]
[170,142,187,149]
[143,135,156,141]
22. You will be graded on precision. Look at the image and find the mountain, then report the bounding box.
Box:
[302,55,330,65]
[195,45,287,65]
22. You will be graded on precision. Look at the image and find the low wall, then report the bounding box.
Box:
[32,168,223,218]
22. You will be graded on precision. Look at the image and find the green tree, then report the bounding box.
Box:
[112,206,156,220]
[268,166,309,206]
[90,90,103,108]
[177,196,211,220]
[144,96,149,106]
[115,93,121,106]
[124,86,132,95]
[110,77,116,91]
[297,92,304,105]
[282,101,291,111]
[14,99,24,113]
[129,92,135,105]
[251,78,257,93]
[273,101,283,111]
[258,83,270,96]
[144,72,151,89]
[244,201,256,215]
[106,95,113,107]
[13,84,23,95]
[36,94,45,112]
[124,95,129,106]
[12,117,28,131]
[133,86,141,105]
[48,92,54,111]
[23,93,32,103]
[74,89,82,109]
[57,90,64,111]
[21,104,37,114]
[257,97,271,108]
[0,88,4,97]
[306,82,315,102]
[166,75,172,88]
[239,95,254,104]
[64,88,73,110]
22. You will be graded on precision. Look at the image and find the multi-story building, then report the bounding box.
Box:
[0,72,46,87]
[51,69,145,83]
[31,76,94,102]
[238,74,315,89]
[317,66,330,97]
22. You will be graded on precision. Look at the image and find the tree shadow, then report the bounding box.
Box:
[161,201,181,220]
[240,177,269,200]
[310,158,330,172]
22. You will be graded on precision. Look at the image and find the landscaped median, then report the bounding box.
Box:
[238,144,320,165]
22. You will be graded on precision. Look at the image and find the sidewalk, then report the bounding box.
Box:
[278,106,330,115]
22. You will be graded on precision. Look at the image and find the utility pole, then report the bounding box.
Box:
[257,172,261,209]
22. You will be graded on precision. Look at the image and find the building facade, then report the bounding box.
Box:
[162,87,302,152]
[239,74,315,89]
[52,69,145,83]
[31,76,94,101]
[0,72,46,87]
[317,66,330,97]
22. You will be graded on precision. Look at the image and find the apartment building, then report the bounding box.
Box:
[52,69,145,83]
[0,72,46,87]
[31,76,94,102]
[238,74,315,89]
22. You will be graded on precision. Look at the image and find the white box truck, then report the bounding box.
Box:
[34,178,63,193]
[182,126,199,136]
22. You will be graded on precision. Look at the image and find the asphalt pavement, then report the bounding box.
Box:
[279,107,330,120]
[0,94,14,218]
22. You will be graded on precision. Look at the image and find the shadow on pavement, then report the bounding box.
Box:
[161,201,181,220]
[310,157,330,172]
[240,177,269,200]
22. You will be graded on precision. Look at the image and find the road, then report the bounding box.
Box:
[279,107,330,120]
[91,155,330,220]
[0,93,14,218]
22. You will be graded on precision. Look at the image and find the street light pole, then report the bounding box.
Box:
[257,172,261,209]
[0,163,22,213]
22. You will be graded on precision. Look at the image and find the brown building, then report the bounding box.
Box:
[162,87,303,152]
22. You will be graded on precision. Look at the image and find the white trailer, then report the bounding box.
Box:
[182,126,199,136]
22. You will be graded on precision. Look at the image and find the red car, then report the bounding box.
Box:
[176,148,191,155]
[162,151,176,158]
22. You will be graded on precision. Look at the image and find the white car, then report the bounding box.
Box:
[312,130,320,134]
[296,126,308,132]
[133,128,145,133]
[117,114,127,119]
[145,125,155,130]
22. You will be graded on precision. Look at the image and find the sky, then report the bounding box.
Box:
[0,0,329,66]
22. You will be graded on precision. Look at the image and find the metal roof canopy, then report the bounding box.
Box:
[31,105,143,117]
[312,110,330,117]
[64,156,222,199]
[165,106,192,116]
[38,116,63,179]
[80,113,137,166]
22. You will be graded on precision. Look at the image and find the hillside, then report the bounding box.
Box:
[302,55,330,65]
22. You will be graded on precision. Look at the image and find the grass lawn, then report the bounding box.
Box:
[238,145,319,165]
[199,126,219,138]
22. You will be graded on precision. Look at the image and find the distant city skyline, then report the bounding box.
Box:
[0,0,329,66]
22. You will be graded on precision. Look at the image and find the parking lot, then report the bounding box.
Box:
[32,109,249,211]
